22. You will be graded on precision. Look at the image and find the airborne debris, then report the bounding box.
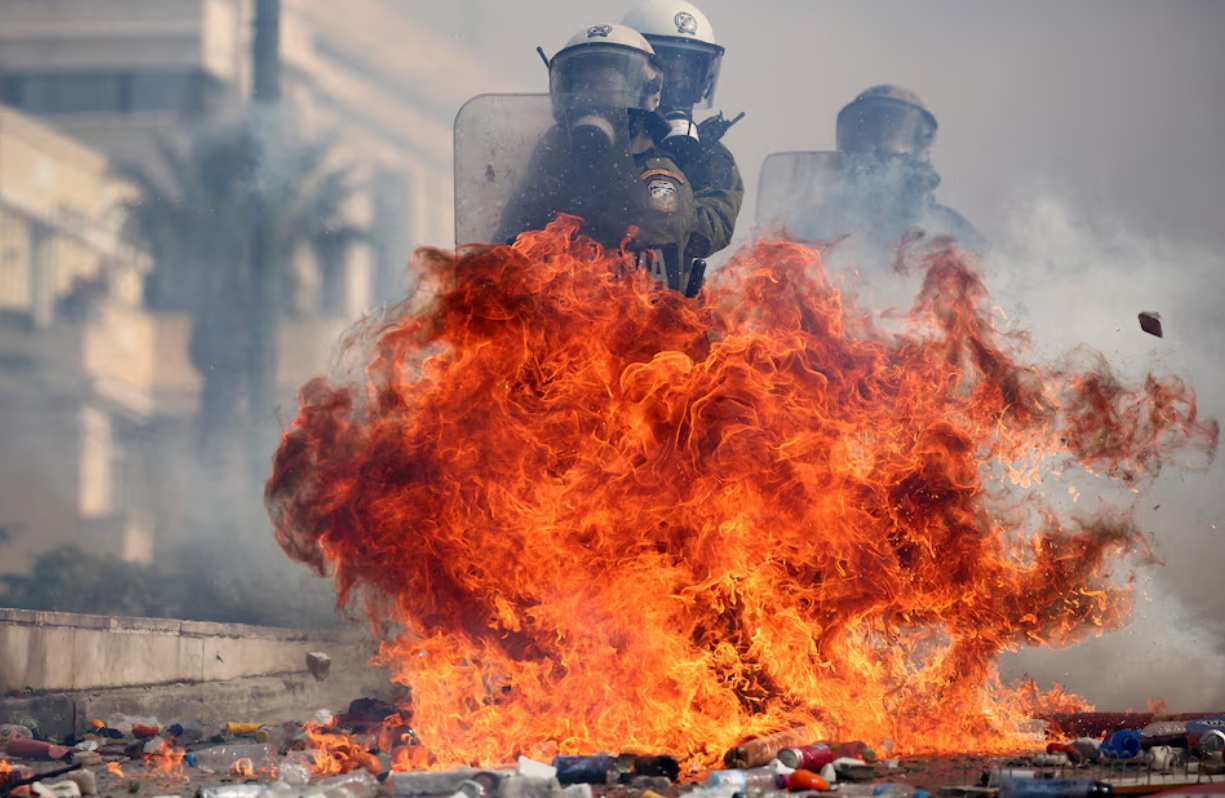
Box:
[305,653,331,683]
[1138,311,1163,337]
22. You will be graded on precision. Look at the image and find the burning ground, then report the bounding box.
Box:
[265,218,1218,768]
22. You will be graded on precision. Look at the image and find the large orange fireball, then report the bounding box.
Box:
[267,217,1218,768]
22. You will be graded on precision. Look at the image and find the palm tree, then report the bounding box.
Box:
[120,117,366,466]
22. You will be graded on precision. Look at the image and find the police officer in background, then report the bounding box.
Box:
[793,85,986,257]
[497,23,737,297]
[621,0,744,288]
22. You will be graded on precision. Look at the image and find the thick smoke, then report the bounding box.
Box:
[981,194,1225,710]
[810,190,1225,711]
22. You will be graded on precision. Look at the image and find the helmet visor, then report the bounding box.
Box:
[648,38,723,110]
[836,100,935,157]
[550,46,662,111]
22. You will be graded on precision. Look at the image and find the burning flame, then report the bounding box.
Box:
[144,738,187,781]
[303,721,380,776]
[267,218,1218,767]
[107,762,126,778]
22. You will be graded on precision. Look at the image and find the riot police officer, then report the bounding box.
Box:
[497,23,735,297]
[795,85,985,256]
[621,0,744,278]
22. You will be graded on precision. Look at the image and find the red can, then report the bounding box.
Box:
[777,744,834,771]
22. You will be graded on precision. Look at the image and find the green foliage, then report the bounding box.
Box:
[118,114,369,461]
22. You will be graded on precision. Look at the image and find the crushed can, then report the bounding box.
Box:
[778,744,834,771]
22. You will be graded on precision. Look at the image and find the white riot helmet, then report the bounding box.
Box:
[549,23,664,113]
[621,0,724,111]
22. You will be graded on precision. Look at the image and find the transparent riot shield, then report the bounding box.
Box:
[754,151,844,233]
[453,93,637,247]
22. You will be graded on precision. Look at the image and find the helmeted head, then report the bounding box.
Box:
[549,23,664,113]
[621,0,724,111]
[836,85,938,159]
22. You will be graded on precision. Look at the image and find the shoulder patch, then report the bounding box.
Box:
[647,179,678,212]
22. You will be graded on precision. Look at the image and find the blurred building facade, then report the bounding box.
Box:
[0,0,515,575]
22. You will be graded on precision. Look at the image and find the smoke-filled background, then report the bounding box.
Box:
[1,0,1222,710]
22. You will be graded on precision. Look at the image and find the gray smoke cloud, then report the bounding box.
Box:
[982,193,1225,711]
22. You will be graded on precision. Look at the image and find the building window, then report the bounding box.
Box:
[0,70,210,115]
[130,71,199,113]
[56,74,125,114]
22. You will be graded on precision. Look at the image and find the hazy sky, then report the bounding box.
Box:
[400,0,1225,249]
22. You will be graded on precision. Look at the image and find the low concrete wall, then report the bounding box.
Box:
[0,608,381,692]
[0,608,399,739]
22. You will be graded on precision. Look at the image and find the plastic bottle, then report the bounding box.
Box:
[702,768,786,791]
[999,777,1113,798]
[388,768,478,797]
[316,770,378,798]
[874,784,930,798]
[199,787,269,798]
[190,743,278,774]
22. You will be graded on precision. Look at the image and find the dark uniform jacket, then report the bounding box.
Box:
[791,156,986,258]
[497,113,742,295]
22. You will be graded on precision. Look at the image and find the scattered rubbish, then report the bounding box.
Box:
[1071,738,1100,763]
[552,755,615,786]
[277,763,313,787]
[0,727,34,747]
[627,755,679,781]
[198,787,268,798]
[628,775,671,792]
[497,774,563,798]
[335,700,393,732]
[306,653,332,682]
[778,744,834,771]
[225,724,265,738]
[1197,729,1225,758]
[311,770,378,798]
[30,781,80,798]
[1145,745,1181,771]
[702,767,786,791]
[1099,729,1141,760]
[387,767,478,796]
[62,772,95,797]
[1138,311,1163,338]
[190,743,277,775]
[834,757,879,781]
[516,756,556,780]
[785,769,829,791]
[127,781,140,795]
[132,726,160,740]
[106,717,158,739]
[723,726,815,769]
[998,776,1112,798]
[6,738,72,761]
